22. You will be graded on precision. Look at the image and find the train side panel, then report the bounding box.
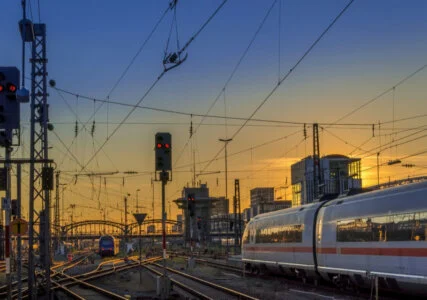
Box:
[316,182,427,294]
[243,203,321,276]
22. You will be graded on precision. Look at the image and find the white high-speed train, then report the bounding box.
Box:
[242,181,427,295]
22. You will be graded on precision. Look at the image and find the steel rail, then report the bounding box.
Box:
[54,272,128,300]
[143,264,214,300]
[149,262,259,300]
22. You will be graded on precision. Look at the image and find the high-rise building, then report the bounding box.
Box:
[250,187,274,207]
[291,154,362,206]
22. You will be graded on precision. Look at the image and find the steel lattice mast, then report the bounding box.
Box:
[28,23,52,298]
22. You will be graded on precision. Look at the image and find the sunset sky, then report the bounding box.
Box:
[1,0,426,224]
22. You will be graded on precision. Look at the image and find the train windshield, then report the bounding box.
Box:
[100,237,114,247]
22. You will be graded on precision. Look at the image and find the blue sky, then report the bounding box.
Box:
[1,0,427,221]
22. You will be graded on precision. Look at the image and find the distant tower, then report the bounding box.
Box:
[313,123,321,200]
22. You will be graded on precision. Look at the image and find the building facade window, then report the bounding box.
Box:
[292,183,302,207]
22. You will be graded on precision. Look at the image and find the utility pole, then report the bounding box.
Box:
[377,152,380,186]
[54,171,60,253]
[136,188,140,212]
[154,132,172,298]
[313,123,321,201]
[219,138,232,256]
[124,195,129,244]
[27,19,52,298]
[17,164,22,300]
[234,179,241,253]
[5,146,12,300]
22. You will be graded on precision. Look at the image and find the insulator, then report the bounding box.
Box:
[74,120,78,137]
[91,120,96,137]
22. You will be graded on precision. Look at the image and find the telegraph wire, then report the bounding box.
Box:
[200,0,355,173]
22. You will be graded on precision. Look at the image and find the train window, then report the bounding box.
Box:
[242,228,250,244]
[337,211,427,242]
[255,222,304,244]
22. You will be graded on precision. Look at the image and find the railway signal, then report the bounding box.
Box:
[187,194,195,217]
[196,216,202,230]
[0,67,20,132]
[155,132,172,171]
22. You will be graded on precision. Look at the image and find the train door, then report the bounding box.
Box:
[250,223,256,244]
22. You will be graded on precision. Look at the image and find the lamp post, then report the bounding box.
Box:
[136,189,141,212]
[133,213,147,285]
[219,138,232,256]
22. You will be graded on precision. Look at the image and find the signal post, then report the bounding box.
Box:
[154,132,172,299]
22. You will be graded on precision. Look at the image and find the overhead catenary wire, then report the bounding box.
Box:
[54,89,119,172]
[60,2,174,160]
[67,0,229,184]
[331,64,427,124]
[356,127,427,159]
[362,148,427,173]
[174,129,302,170]
[173,0,279,167]
[200,0,355,173]
[54,86,377,127]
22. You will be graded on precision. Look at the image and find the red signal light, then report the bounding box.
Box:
[7,84,17,93]
[157,143,162,149]
[165,143,170,149]
[0,85,3,92]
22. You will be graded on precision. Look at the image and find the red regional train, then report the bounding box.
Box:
[242,181,427,295]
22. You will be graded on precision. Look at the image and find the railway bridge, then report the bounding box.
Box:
[54,218,183,241]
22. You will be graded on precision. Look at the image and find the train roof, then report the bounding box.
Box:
[247,180,427,225]
[249,201,322,222]
[323,180,427,208]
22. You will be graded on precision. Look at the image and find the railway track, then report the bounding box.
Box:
[177,255,413,300]
[50,256,162,299]
[0,260,5,273]
[0,252,91,299]
[145,261,259,300]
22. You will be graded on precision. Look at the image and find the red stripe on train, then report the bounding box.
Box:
[244,246,427,257]
[340,247,427,257]
[244,246,312,253]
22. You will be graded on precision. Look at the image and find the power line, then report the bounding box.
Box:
[358,128,427,160]
[174,0,279,167]
[322,127,369,153]
[106,5,171,98]
[69,0,229,184]
[200,0,355,173]
[362,148,427,173]
[332,64,427,124]
[54,86,377,127]
[57,2,174,163]
[174,129,302,170]
[54,89,119,172]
